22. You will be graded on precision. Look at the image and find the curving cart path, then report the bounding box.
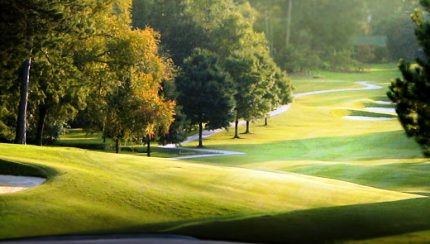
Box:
[0,81,386,191]
[168,81,385,159]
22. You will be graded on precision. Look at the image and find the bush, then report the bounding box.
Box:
[276,46,321,74]
[324,50,365,72]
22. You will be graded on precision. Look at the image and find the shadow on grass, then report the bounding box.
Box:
[205,131,422,163]
[139,197,430,244]
[288,162,430,193]
[195,131,428,192]
[0,159,57,178]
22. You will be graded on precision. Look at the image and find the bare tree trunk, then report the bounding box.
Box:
[286,0,293,50]
[14,56,32,144]
[115,139,120,153]
[244,120,251,134]
[234,119,240,139]
[147,135,151,157]
[35,105,47,146]
[265,117,269,126]
[198,122,203,148]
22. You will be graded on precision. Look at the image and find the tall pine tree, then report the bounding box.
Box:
[388,0,430,157]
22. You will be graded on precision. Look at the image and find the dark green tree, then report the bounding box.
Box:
[0,0,103,144]
[132,0,210,67]
[388,0,430,157]
[175,49,235,147]
[156,79,188,146]
[226,49,276,137]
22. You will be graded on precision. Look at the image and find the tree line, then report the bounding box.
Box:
[246,0,421,73]
[0,0,293,151]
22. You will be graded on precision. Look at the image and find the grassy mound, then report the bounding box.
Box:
[2,63,428,243]
[0,159,53,178]
[0,143,419,241]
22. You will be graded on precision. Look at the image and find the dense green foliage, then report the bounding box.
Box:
[0,1,175,150]
[244,0,422,72]
[175,50,235,147]
[369,0,421,61]
[247,0,366,72]
[132,0,293,142]
[388,0,430,157]
[0,0,102,144]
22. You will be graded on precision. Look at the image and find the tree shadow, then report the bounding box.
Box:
[161,197,430,244]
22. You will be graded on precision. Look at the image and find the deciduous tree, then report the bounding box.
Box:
[175,49,235,148]
[0,0,107,144]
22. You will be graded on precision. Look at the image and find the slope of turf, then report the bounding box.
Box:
[174,64,430,243]
[0,143,419,241]
[2,63,429,243]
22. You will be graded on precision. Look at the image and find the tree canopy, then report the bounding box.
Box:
[132,0,293,144]
[175,49,235,148]
[0,0,176,151]
[388,0,430,157]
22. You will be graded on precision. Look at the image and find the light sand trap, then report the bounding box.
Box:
[343,116,394,121]
[0,175,46,194]
[375,101,393,105]
[364,107,396,113]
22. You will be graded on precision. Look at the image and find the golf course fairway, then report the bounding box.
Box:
[1,64,430,244]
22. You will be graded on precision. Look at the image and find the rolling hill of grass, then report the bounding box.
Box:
[0,143,419,241]
[1,63,430,243]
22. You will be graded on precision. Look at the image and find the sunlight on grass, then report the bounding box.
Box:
[0,143,419,240]
[1,64,429,243]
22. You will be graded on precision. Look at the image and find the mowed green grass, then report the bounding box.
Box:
[1,63,430,243]
[177,63,430,243]
[0,143,418,242]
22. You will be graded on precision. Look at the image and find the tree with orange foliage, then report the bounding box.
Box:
[104,26,176,153]
[74,1,176,153]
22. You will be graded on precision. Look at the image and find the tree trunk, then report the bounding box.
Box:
[234,119,240,139]
[36,105,47,146]
[14,57,32,144]
[147,135,151,157]
[103,127,107,143]
[244,120,251,134]
[115,139,120,153]
[265,117,269,126]
[286,0,293,50]
[198,122,203,148]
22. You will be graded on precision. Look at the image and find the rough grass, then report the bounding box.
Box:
[1,63,429,243]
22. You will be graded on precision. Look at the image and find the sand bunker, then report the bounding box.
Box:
[0,175,46,194]
[374,101,393,105]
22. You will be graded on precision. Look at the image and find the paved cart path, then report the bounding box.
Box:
[165,81,384,159]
